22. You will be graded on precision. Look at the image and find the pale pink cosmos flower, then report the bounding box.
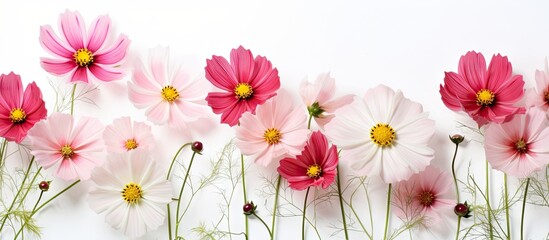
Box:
[129,46,210,129]
[27,113,104,181]
[235,90,310,166]
[277,131,338,190]
[299,73,353,128]
[485,107,549,178]
[40,10,130,83]
[324,85,435,183]
[205,46,280,126]
[392,166,454,227]
[89,150,172,238]
[0,72,47,143]
[526,59,549,110]
[103,116,154,153]
[440,51,525,126]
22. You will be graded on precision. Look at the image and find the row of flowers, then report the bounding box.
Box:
[1,9,548,240]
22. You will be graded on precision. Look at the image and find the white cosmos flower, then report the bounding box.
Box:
[88,150,172,238]
[324,84,435,183]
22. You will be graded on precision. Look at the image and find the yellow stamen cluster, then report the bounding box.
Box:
[418,191,435,207]
[515,138,528,153]
[306,164,322,178]
[60,145,74,159]
[125,139,138,151]
[263,128,281,145]
[234,83,253,99]
[370,123,396,147]
[74,48,94,67]
[9,108,26,123]
[122,182,142,204]
[161,86,179,102]
[476,89,495,106]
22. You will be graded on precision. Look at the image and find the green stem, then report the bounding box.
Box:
[70,84,77,115]
[174,151,197,238]
[485,160,493,240]
[252,212,273,238]
[31,191,45,212]
[241,154,249,237]
[0,157,35,232]
[451,142,460,202]
[302,187,311,240]
[455,216,461,240]
[336,166,349,240]
[16,167,43,210]
[307,115,313,129]
[520,178,530,240]
[270,175,281,240]
[383,183,392,240]
[0,139,7,168]
[166,143,190,240]
[504,174,510,240]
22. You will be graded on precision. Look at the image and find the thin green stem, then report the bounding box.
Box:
[307,115,313,129]
[166,142,190,240]
[31,191,44,212]
[504,174,510,240]
[174,151,197,238]
[302,187,311,240]
[270,175,281,240]
[520,178,530,240]
[455,216,462,240]
[485,160,493,240]
[0,139,7,168]
[70,84,77,115]
[0,157,35,232]
[241,154,249,237]
[451,143,460,202]
[252,212,273,238]
[383,183,392,240]
[16,167,42,210]
[336,166,349,240]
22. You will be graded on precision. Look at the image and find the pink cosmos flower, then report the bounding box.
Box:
[392,166,454,227]
[103,116,155,153]
[205,46,280,126]
[27,113,104,181]
[525,59,549,110]
[299,73,353,128]
[0,72,47,143]
[235,90,310,166]
[440,51,525,126]
[277,131,338,190]
[40,10,130,83]
[485,107,549,178]
[129,46,209,129]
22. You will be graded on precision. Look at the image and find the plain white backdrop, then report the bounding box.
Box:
[2,0,549,239]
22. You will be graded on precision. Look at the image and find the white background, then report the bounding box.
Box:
[2,0,549,239]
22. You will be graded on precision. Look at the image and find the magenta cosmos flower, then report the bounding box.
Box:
[129,46,209,129]
[40,10,130,83]
[526,59,549,110]
[103,116,155,153]
[392,166,454,227]
[0,72,47,143]
[485,107,549,178]
[299,73,353,128]
[235,90,310,166]
[27,113,104,181]
[205,46,280,126]
[277,131,338,190]
[440,51,525,126]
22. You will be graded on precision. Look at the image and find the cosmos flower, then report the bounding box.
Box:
[299,73,353,128]
[40,10,130,83]
[128,46,209,129]
[88,150,172,238]
[277,131,338,190]
[205,46,280,126]
[324,84,435,183]
[235,90,310,166]
[439,51,525,126]
[526,59,549,110]
[27,113,104,181]
[0,72,47,143]
[103,116,155,153]
[485,107,549,178]
[392,166,454,227]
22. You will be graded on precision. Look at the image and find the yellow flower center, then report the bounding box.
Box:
[125,139,138,151]
[234,83,253,99]
[263,128,281,145]
[9,108,26,123]
[122,182,142,204]
[515,138,528,153]
[476,89,495,106]
[370,123,396,147]
[418,191,435,207]
[306,164,322,178]
[74,48,94,67]
[161,86,179,102]
[60,145,74,159]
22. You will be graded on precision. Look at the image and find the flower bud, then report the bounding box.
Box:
[449,134,465,144]
[307,102,325,118]
[39,181,50,191]
[243,201,256,215]
[191,141,203,154]
[454,202,472,218]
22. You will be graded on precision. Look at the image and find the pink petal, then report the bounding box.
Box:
[89,64,124,82]
[487,54,513,92]
[145,101,170,125]
[93,35,130,65]
[205,56,237,91]
[86,14,111,52]
[39,25,74,58]
[128,83,162,108]
[249,56,280,95]
[205,92,242,126]
[59,10,85,50]
[458,51,486,90]
[0,72,22,109]
[70,67,89,83]
[40,58,76,75]
[230,46,254,83]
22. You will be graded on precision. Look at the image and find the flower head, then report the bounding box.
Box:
[235,90,310,166]
[103,116,155,153]
[88,150,172,238]
[440,51,525,126]
[277,131,338,190]
[485,107,549,178]
[526,59,549,110]
[39,10,130,83]
[392,166,454,227]
[205,46,280,126]
[299,73,353,127]
[27,113,104,181]
[325,84,435,183]
[0,72,47,143]
[243,201,257,215]
[129,46,209,129]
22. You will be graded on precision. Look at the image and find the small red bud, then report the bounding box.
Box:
[449,134,465,144]
[454,202,472,218]
[243,201,256,215]
[39,181,50,191]
[191,141,203,153]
